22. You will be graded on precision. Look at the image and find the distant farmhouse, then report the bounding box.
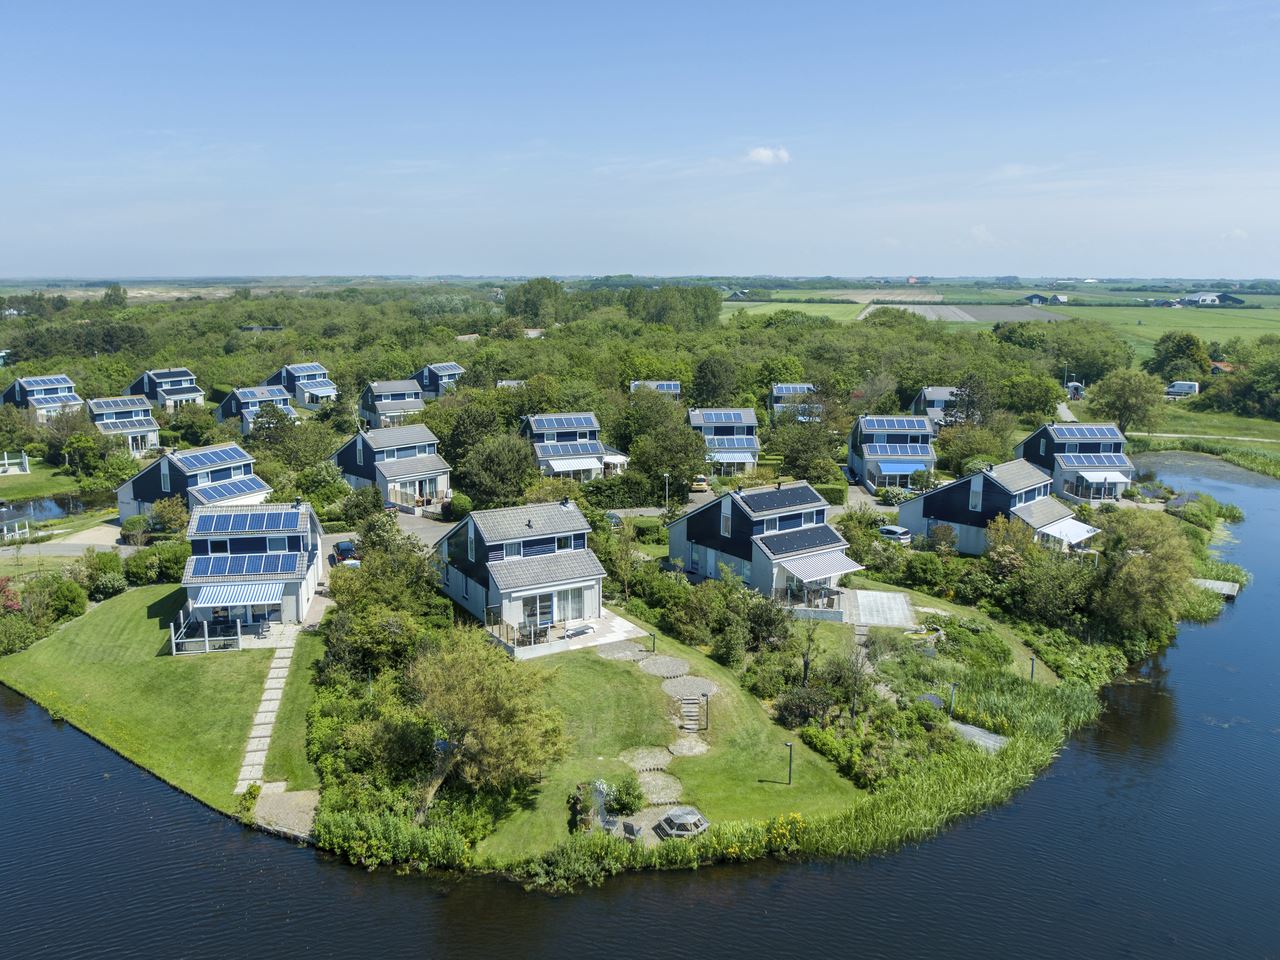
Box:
[1182,292,1244,306]
[128,368,205,411]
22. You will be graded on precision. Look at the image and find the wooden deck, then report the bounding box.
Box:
[1192,578,1241,599]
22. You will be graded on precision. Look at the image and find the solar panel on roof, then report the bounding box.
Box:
[24,375,74,388]
[1054,424,1123,441]
[1058,452,1132,468]
[774,384,814,395]
[863,415,930,432]
[864,443,934,457]
[290,362,327,375]
[192,556,211,577]
[212,513,233,532]
[230,514,249,532]
[244,555,263,574]
[706,435,759,449]
[195,514,215,533]
[30,394,81,406]
[247,512,266,531]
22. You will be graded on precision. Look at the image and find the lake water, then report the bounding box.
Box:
[0,492,109,524]
[2,452,1278,959]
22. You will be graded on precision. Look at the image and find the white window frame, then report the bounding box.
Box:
[969,474,983,512]
[764,517,778,532]
[160,458,171,493]
[505,541,521,559]
[356,441,364,466]
[1039,438,1046,456]
[267,536,288,553]
[556,535,572,551]
[467,527,474,562]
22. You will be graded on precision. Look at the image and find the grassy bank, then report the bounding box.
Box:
[1129,435,1280,480]
[0,462,80,500]
[0,586,273,813]
[262,628,325,790]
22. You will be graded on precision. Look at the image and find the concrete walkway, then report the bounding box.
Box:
[235,634,298,794]
[1056,402,1078,423]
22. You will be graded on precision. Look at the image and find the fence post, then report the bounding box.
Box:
[202,619,209,654]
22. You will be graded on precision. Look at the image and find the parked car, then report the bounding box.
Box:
[878,525,912,545]
[604,511,623,529]
[690,474,709,492]
[333,540,361,566]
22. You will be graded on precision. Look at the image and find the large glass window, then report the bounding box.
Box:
[556,535,572,551]
[556,588,584,622]
[267,537,287,552]
[505,542,521,559]
[522,593,553,626]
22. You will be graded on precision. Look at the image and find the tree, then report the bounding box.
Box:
[1087,368,1165,434]
[771,419,839,481]
[951,372,996,424]
[275,420,340,472]
[626,419,707,504]
[150,496,190,533]
[405,630,566,809]
[101,283,128,308]
[443,401,503,465]
[456,434,537,507]
[248,402,293,448]
[504,278,564,323]
[999,373,1062,416]
[691,354,737,407]
[1143,331,1212,381]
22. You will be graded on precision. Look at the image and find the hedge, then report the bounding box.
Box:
[813,483,847,506]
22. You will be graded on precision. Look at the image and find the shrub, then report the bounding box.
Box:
[812,483,847,506]
[121,514,150,546]
[49,579,88,620]
[905,552,944,588]
[124,549,161,585]
[236,783,261,825]
[449,492,473,519]
[0,615,40,656]
[876,486,916,506]
[773,685,835,728]
[711,622,747,669]
[89,571,128,602]
[604,772,645,817]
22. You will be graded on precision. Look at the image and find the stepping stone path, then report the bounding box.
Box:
[235,638,297,795]
[662,676,718,699]
[668,734,709,757]
[639,655,689,679]
[595,639,650,661]
[619,746,672,772]
[638,770,682,805]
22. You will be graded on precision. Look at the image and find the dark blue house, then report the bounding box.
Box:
[127,368,205,412]
[897,458,1100,555]
[359,379,424,428]
[520,412,627,480]
[847,414,937,492]
[414,362,465,399]
[333,423,452,511]
[1,374,82,423]
[1013,422,1134,502]
[666,481,861,612]
[629,380,682,398]
[117,442,271,522]
[87,396,160,456]
[688,408,760,476]
[262,362,337,409]
[770,383,821,423]
[216,386,297,436]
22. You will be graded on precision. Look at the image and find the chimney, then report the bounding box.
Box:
[776,481,782,490]
[735,484,743,494]
[560,496,570,509]
[293,496,302,507]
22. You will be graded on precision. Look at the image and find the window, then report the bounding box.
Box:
[556,587,584,622]
[417,444,428,456]
[505,542,521,559]
[356,441,363,466]
[1039,438,1046,456]
[267,537,287,553]
[764,517,778,532]
[557,535,572,551]
[462,576,469,598]
[197,472,209,486]
[467,527,474,562]
[160,458,171,493]
[1100,442,1113,453]
[210,539,229,554]
[1065,442,1079,454]
[969,474,983,512]
[578,431,590,441]
[721,512,731,538]
[803,510,815,525]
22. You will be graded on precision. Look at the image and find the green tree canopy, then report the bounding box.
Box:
[1087,368,1165,434]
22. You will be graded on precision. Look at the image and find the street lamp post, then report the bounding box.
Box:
[786,741,794,785]
[703,691,710,732]
[663,472,670,512]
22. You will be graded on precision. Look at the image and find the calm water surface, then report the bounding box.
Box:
[2,453,1278,959]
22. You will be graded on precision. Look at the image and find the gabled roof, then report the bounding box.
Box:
[985,459,1051,493]
[1042,422,1125,442]
[858,414,932,433]
[169,443,254,474]
[147,367,196,380]
[96,416,159,433]
[187,474,272,505]
[469,500,590,544]
[488,549,605,592]
[231,385,292,403]
[755,524,847,560]
[364,423,438,450]
[88,395,152,414]
[17,374,75,390]
[187,501,311,537]
[526,412,600,432]
[736,481,826,518]
[284,362,328,376]
[918,386,956,402]
[366,379,422,394]
[376,453,451,480]
[689,408,757,427]
[424,361,465,376]
[1010,497,1074,530]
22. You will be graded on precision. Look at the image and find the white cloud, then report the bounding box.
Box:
[1223,226,1249,241]
[969,223,996,246]
[745,146,791,166]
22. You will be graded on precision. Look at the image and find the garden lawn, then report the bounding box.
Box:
[262,628,324,790]
[1137,406,1280,443]
[844,575,1058,684]
[477,647,674,864]
[0,461,79,500]
[0,585,274,813]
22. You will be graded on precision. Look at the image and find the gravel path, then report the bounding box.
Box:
[619,746,672,771]
[638,771,682,805]
[662,675,718,699]
[667,735,709,757]
[638,655,689,679]
[595,639,649,661]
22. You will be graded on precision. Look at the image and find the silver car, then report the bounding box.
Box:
[879,524,912,545]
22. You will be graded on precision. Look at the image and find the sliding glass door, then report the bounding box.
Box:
[556,588,584,623]
[522,593,553,626]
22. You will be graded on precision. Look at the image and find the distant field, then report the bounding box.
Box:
[719,300,1062,325]
[1057,306,1280,357]
[768,288,943,303]
[720,301,868,322]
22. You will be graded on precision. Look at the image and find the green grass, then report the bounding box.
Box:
[262,628,324,790]
[1135,405,1280,443]
[0,462,79,500]
[1059,306,1280,358]
[636,542,669,560]
[719,301,869,323]
[479,610,860,864]
[843,575,1057,684]
[40,506,118,539]
[0,555,75,582]
[0,585,274,813]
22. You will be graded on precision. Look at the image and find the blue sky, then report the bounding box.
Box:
[3,0,1278,277]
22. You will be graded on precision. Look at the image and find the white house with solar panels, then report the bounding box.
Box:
[1014,422,1135,503]
[117,442,271,521]
[86,396,160,455]
[689,408,760,476]
[262,362,337,409]
[629,380,682,398]
[1,374,82,423]
[770,383,822,422]
[177,501,324,642]
[333,423,451,511]
[847,415,937,492]
[216,386,298,435]
[359,379,425,428]
[127,368,204,411]
[414,361,465,399]
[520,412,628,481]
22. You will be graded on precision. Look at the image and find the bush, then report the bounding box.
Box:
[124,549,161,585]
[121,514,150,546]
[905,552,944,588]
[629,516,666,543]
[89,571,128,602]
[812,483,847,506]
[711,622,747,669]
[604,772,645,817]
[152,541,192,583]
[773,685,835,728]
[321,520,355,534]
[0,615,41,656]
[449,492,473,519]
[876,486,916,506]
[49,579,88,620]
[236,783,261,825]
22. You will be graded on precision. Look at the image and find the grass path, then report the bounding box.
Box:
[0,585,274,813]
[262,628,324,791]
